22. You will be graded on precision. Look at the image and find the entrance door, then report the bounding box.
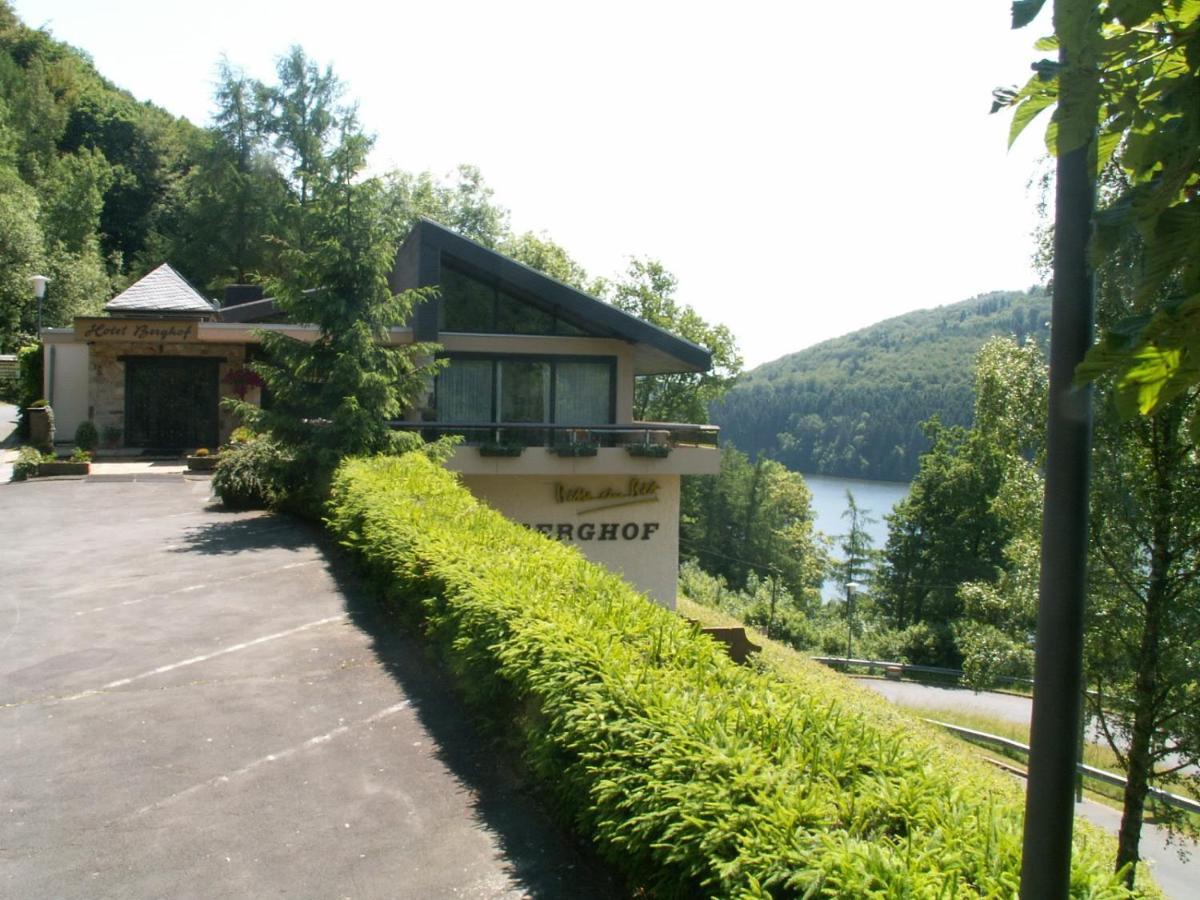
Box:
[124,356,220,450]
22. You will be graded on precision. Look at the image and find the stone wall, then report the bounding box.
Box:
[87,341,248,447]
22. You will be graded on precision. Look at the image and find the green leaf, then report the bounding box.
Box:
[1051,68,1101,155]
[1009,90,1056,147]
[1109,0,1161,28]
[1095,127,1123,174]
[1120,346,1182,414]
[1011,0,1047,29]
[990,87,1020,115]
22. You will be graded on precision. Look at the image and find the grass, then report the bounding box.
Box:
[679,596,1199,819]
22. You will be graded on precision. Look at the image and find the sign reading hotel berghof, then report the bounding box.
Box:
[530,478,662,542]
[75,318,199,343]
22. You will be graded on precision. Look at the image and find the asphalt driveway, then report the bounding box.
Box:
[0,477,617,898]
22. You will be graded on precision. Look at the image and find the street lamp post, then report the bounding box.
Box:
[29,275,49,334]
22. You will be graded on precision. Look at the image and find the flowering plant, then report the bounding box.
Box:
[222,368,265,399]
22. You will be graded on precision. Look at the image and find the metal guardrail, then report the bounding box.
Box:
[811,656,1035,689]
[927,719,1200,816]
[388,421,720,449]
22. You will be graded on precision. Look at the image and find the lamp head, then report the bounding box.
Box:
[30,275,49,299]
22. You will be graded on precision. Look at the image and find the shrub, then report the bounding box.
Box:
[327,455,1140,898]
[211,438,289,510]
[956,622,1034,691]
[70,446,91,463]
[100,424,122,448]
[0,368,17,404]
[14,345,42,439]
[193,447,210,457]
[12,446,42,481]
[74,421,99,453]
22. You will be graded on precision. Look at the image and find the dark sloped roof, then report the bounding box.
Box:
[106,264,216,315]
[219,297,278,323]
[391,219,712,375]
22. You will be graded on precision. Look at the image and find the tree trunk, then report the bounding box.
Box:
[1114,418,1173,888]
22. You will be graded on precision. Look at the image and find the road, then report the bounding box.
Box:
[858,678,1197,899]
[0,476,618,899]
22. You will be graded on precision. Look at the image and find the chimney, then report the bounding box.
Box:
[223,284,264,308]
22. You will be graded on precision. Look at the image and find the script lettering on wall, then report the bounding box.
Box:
[76,318,198,343]
[554,478,659,515]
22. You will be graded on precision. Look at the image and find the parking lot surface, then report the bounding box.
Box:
[0,477,616,899]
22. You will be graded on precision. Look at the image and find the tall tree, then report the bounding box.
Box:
[381,164,510,247]
[1087,390,1200,877]
[876,418,1011,666]
[229,97,441,516]
[607,258,742,423]
[837,490,877,597]
[682,446,826,609]
[501,230,594,291]
[160,62,287,290]
[0,160,45,350]
[258,46,343,219]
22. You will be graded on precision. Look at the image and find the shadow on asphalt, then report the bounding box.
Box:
[330,549,627,900]
[170,506,624,899]
[169,511,318,556]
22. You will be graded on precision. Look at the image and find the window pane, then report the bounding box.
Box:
[499,361,549,423]
[438,359,493,422]
[555,362,612,425]
[496,290,555,334]
[555,317,587,336]
[441,266,494,332]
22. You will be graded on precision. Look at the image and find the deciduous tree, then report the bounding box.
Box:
[607,258,741,423]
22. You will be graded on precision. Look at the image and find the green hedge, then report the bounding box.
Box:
[327,455,1140,898]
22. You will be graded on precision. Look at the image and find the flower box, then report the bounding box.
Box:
[626,443,671,458]
[479,442,524,457]
[186,455,220,472]
[552,442,599,458]
[36,461,90,477]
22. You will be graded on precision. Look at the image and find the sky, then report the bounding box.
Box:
[15,1,1055,369]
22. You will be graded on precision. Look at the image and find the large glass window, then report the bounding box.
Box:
[440,267,493,332]
[435,356,614,425]
[438,263,595,336]
[496,290,554,334]
[499,361,550,423]
[437,358,493,422]
[554,361,612,425]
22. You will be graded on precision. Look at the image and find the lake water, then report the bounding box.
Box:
[803,473,910,600]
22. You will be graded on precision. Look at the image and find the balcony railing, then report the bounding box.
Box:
[388,421,719,450]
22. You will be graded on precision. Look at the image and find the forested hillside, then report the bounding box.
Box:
[0,4,597,355]
[0,2,203,350]
[711,288,1051,481]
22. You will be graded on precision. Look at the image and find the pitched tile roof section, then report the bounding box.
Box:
[105,264,217,315]
[391,219,713,376]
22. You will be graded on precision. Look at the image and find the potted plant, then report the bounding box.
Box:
[626,442,672,458]
[26,399,54,452]
[74,421,99,456]
[100,424,122,450]
[552,439,599,458]
[187,447,220,471]
[479,440,524,457]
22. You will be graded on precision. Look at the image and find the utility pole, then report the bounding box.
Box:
[1019,2,1098,895]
